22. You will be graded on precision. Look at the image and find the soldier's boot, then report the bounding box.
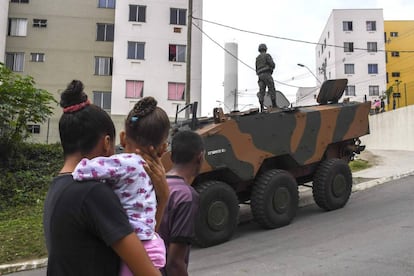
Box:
[259,101,264,112]
[271,98,277,108]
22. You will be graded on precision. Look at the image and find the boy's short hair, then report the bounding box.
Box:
[171,131,204,164]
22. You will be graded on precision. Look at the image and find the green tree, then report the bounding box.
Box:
[0,63,57,163]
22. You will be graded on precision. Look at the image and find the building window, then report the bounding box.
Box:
[97,23,114,41]
[390,32,398,37]
[368,64,378,74]
[367,42,377,52]
[5,52,24,72]
[168,82,185,100]
[33,19,47,28]
[8,18,27,36]
[98,0,115,8]
[129,5,146,22]
[27,124,40,134]
[126,80,144,98]
[344,42,354,52]
[342,21,353,31]
[11,0,29,3]
[369,85,379,96]
[392,72,400,77]
[391,51,400,57]
[169,44,186,62]
[93,91,111,110]
[170,8,186,25]
[94,57,112,75]
[366,21,376,31]
[127,42,145,60]
[30,53,44,62]
[344,85,356,96]
[344,64,354,74]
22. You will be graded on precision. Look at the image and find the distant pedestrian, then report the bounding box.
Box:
[373,99,380,114]
[159,130,204,276]
[380,98,385,112]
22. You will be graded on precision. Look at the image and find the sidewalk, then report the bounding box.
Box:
[2,149,414,275]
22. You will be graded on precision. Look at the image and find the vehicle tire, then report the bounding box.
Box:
[312,158,353,211]
[251,170,299,229]
[193,181,239,247]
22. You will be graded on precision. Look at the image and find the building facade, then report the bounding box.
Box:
[111,0,202,118]
[6,0,115,143]
[5,0,202,144]
[384,20,414,110]
[311,9,387,104]
[0,0,8,63]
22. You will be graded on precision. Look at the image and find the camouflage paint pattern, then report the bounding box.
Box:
[195,101,370,182]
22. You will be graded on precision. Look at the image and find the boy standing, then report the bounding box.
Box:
[159,131,204,276]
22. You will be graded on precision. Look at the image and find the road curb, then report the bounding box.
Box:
[353,169,414,193]
[2,169,414,275]
[0,258,47,275]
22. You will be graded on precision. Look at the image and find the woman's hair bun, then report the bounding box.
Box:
[60,80,88,108]
[134,96,157,117]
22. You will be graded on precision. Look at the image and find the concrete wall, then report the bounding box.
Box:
[361,105,414,151]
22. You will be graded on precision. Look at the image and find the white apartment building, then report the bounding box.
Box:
[111,0,203,117]
[308,9,387,105]
[0,0,9,62]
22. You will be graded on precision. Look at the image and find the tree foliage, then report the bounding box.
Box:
[0,63,57,163]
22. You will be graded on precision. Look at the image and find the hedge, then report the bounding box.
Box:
[0,143,63,209]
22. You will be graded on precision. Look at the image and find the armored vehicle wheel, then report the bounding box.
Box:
[251,170,298,229]
[193,181,239,247]
[312,158,352,211]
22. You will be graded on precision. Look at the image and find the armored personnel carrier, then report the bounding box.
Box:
[163,79,371,247]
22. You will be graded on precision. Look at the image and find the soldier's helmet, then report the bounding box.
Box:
[258,43,267,52]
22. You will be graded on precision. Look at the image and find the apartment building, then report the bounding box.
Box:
[111,0,203,118]
[384,20,414,110]
[6,0,115,143]
[309,9,387,105]
[0,0,8,62]
[5,0,202,144]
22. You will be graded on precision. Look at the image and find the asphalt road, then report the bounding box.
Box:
[9,176,414,276]
[188,175,414,276]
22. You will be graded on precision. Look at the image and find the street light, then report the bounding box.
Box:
[297,63,321,84]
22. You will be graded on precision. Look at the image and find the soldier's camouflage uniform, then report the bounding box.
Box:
[256,52,276,110]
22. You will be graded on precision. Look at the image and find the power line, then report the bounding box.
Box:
[193,16,414,53]
[191,22,304,88]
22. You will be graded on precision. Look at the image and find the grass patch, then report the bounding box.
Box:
[0,202,47,264]
[349,159,370,172]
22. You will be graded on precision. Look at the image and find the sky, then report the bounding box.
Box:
[198,0,414,116]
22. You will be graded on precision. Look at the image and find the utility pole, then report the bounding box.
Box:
[185,0,193,118]
[404,83,407,107]
[319,61,327,81]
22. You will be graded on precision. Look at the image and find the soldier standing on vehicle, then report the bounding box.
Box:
[256,43,277,112]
